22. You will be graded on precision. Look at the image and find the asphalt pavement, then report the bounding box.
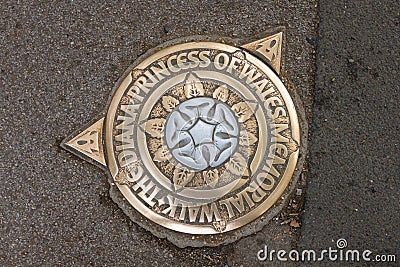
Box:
[299,0,399,266]
[1,0,398,266]
[0,1,316,266]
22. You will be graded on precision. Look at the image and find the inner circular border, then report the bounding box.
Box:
[105,42,300,234]
[136,71,266,200]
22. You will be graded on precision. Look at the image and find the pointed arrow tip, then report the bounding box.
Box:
[63,118,106,166]
[241,31,284,74]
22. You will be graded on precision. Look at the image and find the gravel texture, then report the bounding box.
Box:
[0,1,317,265]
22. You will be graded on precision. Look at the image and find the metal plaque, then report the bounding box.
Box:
[62,31,303,246]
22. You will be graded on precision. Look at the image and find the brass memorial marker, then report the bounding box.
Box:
[62,31,303,246]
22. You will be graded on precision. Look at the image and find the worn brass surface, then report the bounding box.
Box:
[64,118,106,166]
[63,33,300,236]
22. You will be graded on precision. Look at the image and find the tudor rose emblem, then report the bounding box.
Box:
[62,32,302,245]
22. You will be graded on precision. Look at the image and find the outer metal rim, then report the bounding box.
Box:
[105,42,300,234]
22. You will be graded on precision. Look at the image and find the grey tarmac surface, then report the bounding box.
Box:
[0,1,317,266]
[299,0,399,266]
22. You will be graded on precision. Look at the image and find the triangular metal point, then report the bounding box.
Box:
[64,118,106,166]
[241,32,283,74]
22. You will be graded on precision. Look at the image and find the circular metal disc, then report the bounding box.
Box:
[105,42,300,235]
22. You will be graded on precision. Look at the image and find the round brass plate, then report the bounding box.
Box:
[104,42,300,235]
